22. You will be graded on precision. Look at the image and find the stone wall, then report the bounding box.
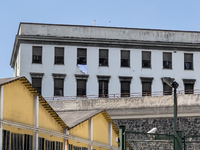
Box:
[114,117,200,150]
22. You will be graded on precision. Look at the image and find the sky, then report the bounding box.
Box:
[1,0,200,78]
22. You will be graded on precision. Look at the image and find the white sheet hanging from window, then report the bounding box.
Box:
[78,65,87,74]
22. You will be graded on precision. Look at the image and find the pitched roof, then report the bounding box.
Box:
[0,77,21,86]
[0,76,68,129]
[57,110,103,128]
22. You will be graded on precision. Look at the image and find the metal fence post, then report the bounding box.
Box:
[119,126,125,150]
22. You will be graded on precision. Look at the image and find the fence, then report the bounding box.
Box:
[44,89,200,101]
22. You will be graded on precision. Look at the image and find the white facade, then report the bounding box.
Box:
[10,23,200,98]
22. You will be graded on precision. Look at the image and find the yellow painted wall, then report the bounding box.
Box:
[38,133,63,142]
[38,102,63,132]
[93,113,108,145]
[3,80,33,126]
[3,125,33,136]
[69,120,88,139]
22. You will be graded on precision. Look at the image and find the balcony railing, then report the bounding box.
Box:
[44,89,199,101]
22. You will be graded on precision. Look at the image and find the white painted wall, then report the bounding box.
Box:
[17,43,200,98]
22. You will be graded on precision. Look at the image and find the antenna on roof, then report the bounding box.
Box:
[109,21,111,27]
[94,20,96,26]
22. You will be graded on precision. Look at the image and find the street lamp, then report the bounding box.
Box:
[163,77,182,150]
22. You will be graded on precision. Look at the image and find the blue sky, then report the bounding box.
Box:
[1,0,200,78]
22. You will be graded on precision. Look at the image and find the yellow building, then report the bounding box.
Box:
[0,76,122,150]
[57,110,119,150]
[0,77,67,150]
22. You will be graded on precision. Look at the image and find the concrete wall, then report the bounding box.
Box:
[48,94,200,119]
[18,43,200,98]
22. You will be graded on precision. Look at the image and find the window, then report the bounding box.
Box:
[185,84,194,94]
[163,83,172,95]
[119,76,132,97]
[97,75,110,98]
[75,74,88,97]
[56,141,63,150]
[121,81,130,97]
[55,47,64,64]
[52,74,66,96]
[45,140,55,150]
[140,77,153,96]
[11,133,23,150]
[142,51,151,68]
[121,50,130,67]
[77,48,87,65]
[30,73,44,95]
[142,82,151,96]
[77,80,86,96]
[163,52,172,69]
[184,53,193,70]
[24,134,33,150]
[32,78,42,94]
[183,79,196,94]
[99,81,108,97]
[54,79,64,96]
[3,130,10,150]
[99,49,108,66]
[38,137,45,150]
[32,46,42,63]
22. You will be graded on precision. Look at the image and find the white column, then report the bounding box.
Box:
[0,86,4,150]
[33,94,39,150]
[88,118,93,150]
[108,122,112,149]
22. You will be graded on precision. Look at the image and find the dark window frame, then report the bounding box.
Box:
[142,51,151,68]
[163,52,172,69]
[54,47,64,65]
[121,50,130,67]
[99,49,109,66]
[99,80,109,98]
[121,81,130,97]
[77,80,86,97]
[32,77,42,94]
[77,48,87,65]
[184,53,193,70]
[32,46,42,64]
[54,78,64,96]
[163,83,172,95]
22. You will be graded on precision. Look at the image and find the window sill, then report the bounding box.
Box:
[184,69,194,71]
[53,95,64,97]
[142,67,151,69]
[163,68,172,70]
[121,66,130,68]
[54,63,65,65]
[32,63,42,64]
[99,65,109,67]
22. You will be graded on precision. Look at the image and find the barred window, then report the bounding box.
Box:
[184,53,193,70]
[3,130,10,150]
[32,46,42,63]
[142,51,151,68]
[163,52,172,69]
[77,48,87,65]
[11,133,23,150]
[99,49,108,66]
[55,47,64,64]
[121,50,130,67]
